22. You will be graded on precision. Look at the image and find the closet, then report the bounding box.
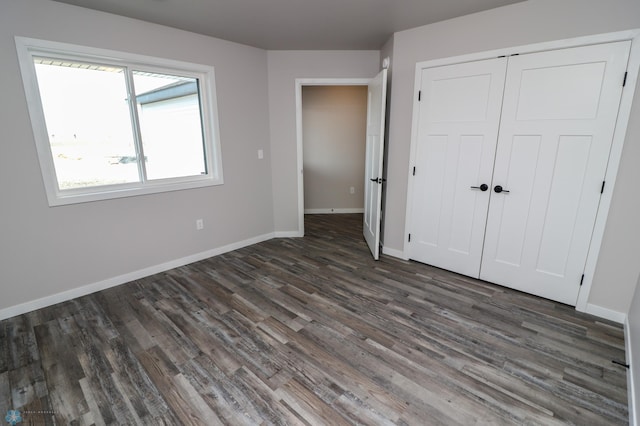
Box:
[407,41,631,305]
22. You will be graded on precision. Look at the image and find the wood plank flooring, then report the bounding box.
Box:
[0,214,629,424]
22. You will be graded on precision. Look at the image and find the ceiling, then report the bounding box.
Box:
[51,0,525,50]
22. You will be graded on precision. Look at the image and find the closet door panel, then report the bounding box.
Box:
[491,134,541,267]
[480,41,631,305]
[408,58,507,278]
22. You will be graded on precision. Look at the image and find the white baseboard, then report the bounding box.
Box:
[0,232,275,321]
[304,208,364,214]
[382,246,408,260]
[625,316,636,426]
[584,303,626,324]
[274,230,304,238]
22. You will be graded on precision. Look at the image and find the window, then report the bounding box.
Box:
[16,37,223,206]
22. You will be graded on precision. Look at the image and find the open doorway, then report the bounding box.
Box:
[301,85,368,214]
[295,79,369,236]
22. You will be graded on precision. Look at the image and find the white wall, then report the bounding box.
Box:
[267,51,380,233]
[0,0,273,316]
[383,0,640,316]
[302,86,367,212]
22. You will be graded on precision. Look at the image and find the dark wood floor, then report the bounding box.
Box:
[0,214,629,425]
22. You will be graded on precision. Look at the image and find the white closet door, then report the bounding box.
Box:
[408,58,507,277]
[480,41,631,305]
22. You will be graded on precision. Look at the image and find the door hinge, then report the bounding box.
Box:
[623,71,628,87]
[408,233,411,242]
[601,181,606,194]
[412,166,416,176]
[580,274,585,286]
[418,91,421,101]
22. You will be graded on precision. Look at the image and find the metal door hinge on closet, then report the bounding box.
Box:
[408,41,631,305]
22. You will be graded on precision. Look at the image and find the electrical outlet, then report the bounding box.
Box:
[196,219,204,230]
[258,149,264,159]
[350,186,355,194]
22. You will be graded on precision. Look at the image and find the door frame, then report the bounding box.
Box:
[294,78,370,236]
[404,29,640,318]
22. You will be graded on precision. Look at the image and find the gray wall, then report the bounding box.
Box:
[382,0,640,316]
[0,0,273,312]
[302,86,367,212]
[267,51,380,233]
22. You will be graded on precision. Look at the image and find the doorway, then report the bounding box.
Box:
[301,85,368,215]
[295,78,369,236]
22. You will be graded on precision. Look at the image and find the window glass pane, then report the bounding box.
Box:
[33,58,139,190]
[133,71,207,180]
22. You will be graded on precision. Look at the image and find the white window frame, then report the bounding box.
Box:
[15,37,224,206]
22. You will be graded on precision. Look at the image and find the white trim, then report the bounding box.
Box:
[274,231,304,238]
[584,303,626,324]
[15,36,224,206]
[295,78,371,237]
[405,29,640,316]
[625,316,637,426]
[0,232,274,321]
[382,246,408,260]
[403,60,427,259]
[304,208,364,214]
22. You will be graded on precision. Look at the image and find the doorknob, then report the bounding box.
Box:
[494,185,510,194]
[370,177,385,184]
[470,184,489,191]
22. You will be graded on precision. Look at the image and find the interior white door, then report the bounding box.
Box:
[363,69,388,260]
[480,41,631,305]
[408,58,507,277]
